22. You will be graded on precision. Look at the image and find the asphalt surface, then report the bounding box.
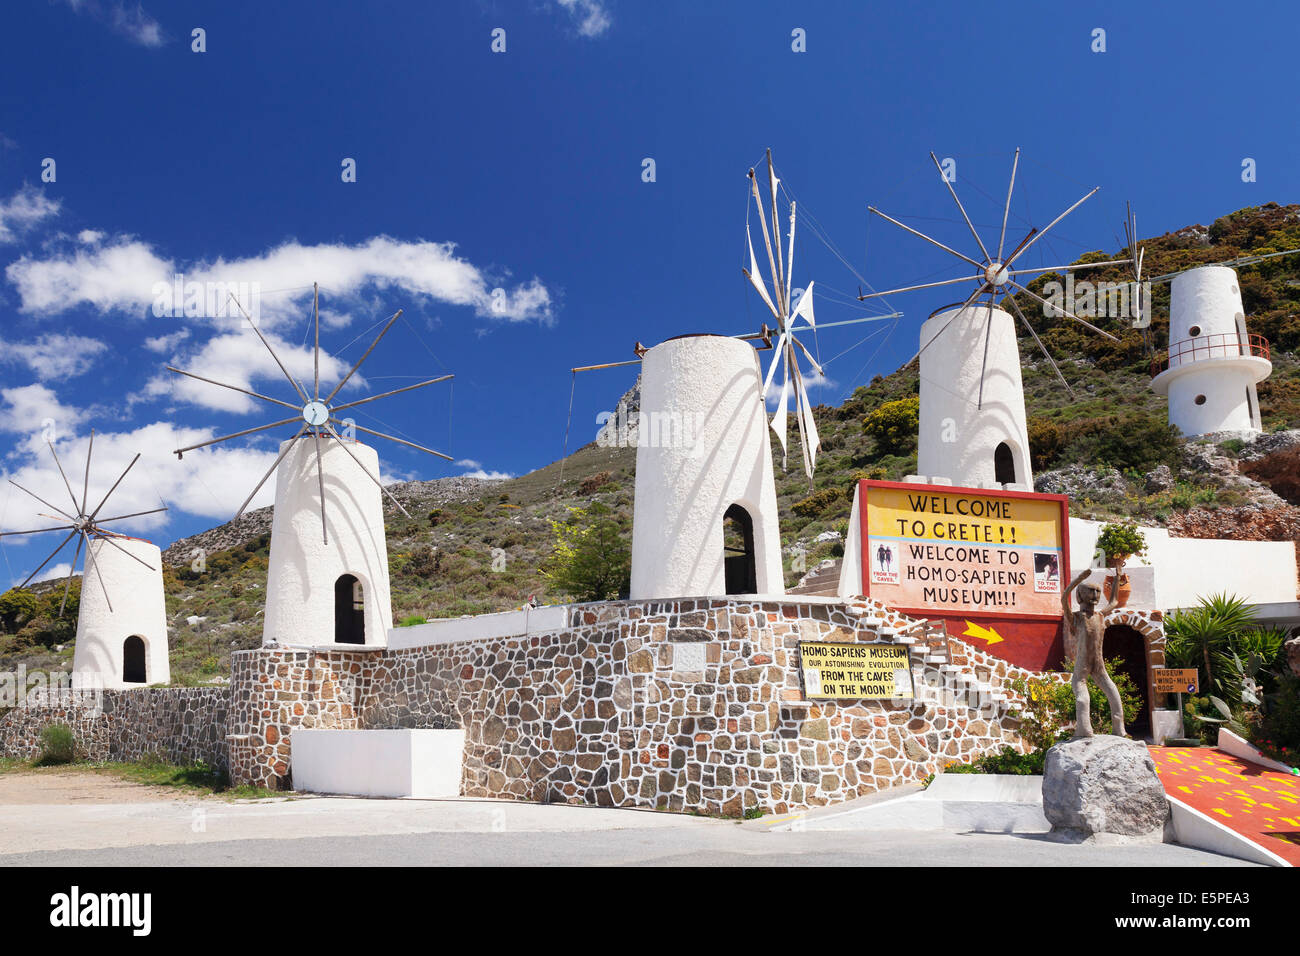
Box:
[0,793,1258,866]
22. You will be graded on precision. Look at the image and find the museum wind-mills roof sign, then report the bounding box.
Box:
[859,149,1132,402]
[167,283,454,543]
[0,432,167,614]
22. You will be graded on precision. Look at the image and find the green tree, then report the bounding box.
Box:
[862,396,919,455]
[0,588,38,632]
[1164,593,1276,696]
[540,503,631,602]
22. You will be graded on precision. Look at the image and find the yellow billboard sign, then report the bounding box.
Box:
[861,481,1069,619]
[798,642,913,700]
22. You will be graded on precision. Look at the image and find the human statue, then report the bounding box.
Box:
[1061,568,1126,738]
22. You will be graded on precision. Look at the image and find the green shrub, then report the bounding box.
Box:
[945,746,1045,775]
[38,723,76,764]
[397,615,427,627]
[1252,672,1300,767]
[1096,521,1147,563]
[862,397,919,455]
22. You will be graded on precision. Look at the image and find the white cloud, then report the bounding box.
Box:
[0,421,288,538]
[0,333,109,380]
[0,384,87,436]
[25,563,73,586]
[57,0,165,47]
[7,234,554,326]
[460,468,512,480]
[143,330,357,414]
[454,458,481,469]
[143,329,190,354]
[0,186,60,244]
[77,229,104,244]
[6,235,172,315]
[555,0,611,36]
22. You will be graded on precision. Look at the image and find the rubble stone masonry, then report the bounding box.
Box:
[1,597,1050,815]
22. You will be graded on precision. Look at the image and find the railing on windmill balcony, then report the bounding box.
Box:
[1150,332,1271,378]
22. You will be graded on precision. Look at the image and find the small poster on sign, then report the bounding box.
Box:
[870,541,899,585]
[1033,551,1061,593]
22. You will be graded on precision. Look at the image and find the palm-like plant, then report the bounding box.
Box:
[1164,593,1263,693]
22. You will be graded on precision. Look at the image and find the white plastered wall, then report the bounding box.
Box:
[263,436,393,647]
[630,335,784,599]
[1067,516,1296,611]
[72,536,169,690]
[917,304,1033,489]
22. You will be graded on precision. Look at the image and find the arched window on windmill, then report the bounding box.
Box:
[723,504,757,595]
[335,574,365,645]
[994,442,1017,485]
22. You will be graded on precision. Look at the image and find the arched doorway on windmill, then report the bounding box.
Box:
[994,442,1017,485]
[1102,624,1152,740]
[723,504,757,595]
[122,636,147,684]
[334,574,365,645]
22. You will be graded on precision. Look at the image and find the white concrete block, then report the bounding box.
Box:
[290,729,465,798]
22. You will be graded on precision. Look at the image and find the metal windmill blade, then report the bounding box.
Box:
[0,430,168,616]
[741,149,824,479]
[859,148,1132,406]
[167,282,454,544]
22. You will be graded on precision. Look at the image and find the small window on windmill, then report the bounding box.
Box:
[1194,394,1207,406]
[334,574,365,645]
[722,504,757,595]
[1188,325,1202,338]
[994,442,1016,485]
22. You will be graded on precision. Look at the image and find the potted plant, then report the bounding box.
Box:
[1096,521,1147,607]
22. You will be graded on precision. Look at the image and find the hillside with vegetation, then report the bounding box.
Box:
[2,202,1299,686]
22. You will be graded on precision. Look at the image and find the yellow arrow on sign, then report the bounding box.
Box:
[962,621,1004,645]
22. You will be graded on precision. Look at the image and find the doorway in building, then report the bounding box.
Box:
[1102,624,1151,739]
[122,636,146,684]
[723,504,757,595]
[335,574,365,644]
[994,442,1016,485]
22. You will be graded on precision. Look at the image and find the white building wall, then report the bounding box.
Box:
[630,335,784,599]
[1067,516,1295,611]
[72,537,169,690]
[917,304,1033,489]
[263,436,393,647]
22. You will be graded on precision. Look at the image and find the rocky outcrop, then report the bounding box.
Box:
[1043,735,1169,841]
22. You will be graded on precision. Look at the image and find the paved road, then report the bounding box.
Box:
[0,794,1256,866]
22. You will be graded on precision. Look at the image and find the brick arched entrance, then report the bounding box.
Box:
[1102,608,1167,741]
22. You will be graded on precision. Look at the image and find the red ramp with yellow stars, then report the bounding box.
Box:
[1150,746,1300,866]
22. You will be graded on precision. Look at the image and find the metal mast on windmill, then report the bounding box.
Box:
[165,283,454,543]
[859,148,1131,404]
[0,431,166,614]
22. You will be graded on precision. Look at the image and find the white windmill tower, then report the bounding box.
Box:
[859,149,1130,489]
[1,433,170,689]
[167,284,453,648]
[1145,240,1298,436]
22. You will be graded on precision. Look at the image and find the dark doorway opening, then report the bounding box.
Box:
[122,636,146,684]
[723,504,757,595]
[1103,624,1151,740]
[335,574,365,644]
[994,442,1016,485]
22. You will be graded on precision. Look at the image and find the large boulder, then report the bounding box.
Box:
[1042,735,1169,842]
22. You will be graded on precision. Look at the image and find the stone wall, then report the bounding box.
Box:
[0,686,230,776]
[233,597,1043,815]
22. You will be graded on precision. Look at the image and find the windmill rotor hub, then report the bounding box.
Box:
[984,262,1010,287]
[302,400,330,427]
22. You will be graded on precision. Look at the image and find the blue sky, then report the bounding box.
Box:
[0,0,1296,580]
